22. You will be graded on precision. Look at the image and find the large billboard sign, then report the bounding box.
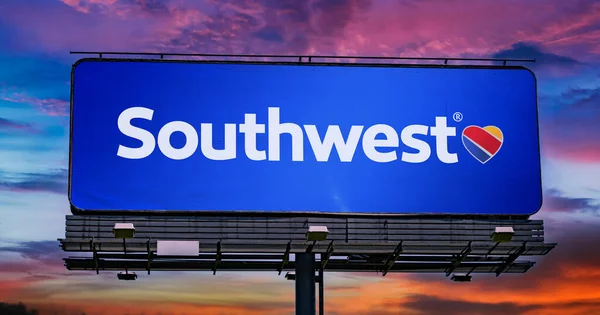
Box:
[69,59,542,216]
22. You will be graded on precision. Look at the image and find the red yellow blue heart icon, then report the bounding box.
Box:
[461,125,503,164]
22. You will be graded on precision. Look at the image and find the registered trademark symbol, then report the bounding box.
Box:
[452,112,463,122]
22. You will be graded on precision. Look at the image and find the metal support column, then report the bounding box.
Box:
[318,263,324,315]
[296,253,316,315]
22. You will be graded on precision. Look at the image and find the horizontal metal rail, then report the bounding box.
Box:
[69,51,536,65]
[63,256,535,274]
[60,238,556,255]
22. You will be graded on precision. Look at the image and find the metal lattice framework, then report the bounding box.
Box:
[59,215,555,277]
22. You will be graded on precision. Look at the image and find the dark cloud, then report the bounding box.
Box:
[560,86,599,101]
[542,188,600,214]
[539,86,600,162]
[493,42,581,66]
[261,0,311,23]
[0,240,62,261]
[378,295,600,315]
[131,0,170,15]
[0,117,40,134]
[542,222,600,272]
[253,25,285,42]
[0,302,39,315]
[163,0,372,54]
[311,0,372,37]
[0,169,68,194]
[401,294,536,315]
[0,240,67,278]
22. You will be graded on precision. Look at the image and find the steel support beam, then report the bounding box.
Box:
[296,253,316,315]
[318,263,324,315]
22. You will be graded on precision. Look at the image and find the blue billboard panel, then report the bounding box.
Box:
[69,59,542,215]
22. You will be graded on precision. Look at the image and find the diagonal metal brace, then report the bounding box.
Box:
[382,241,403,276]
[321,241,335,269]
[278,241,292,275]
[496,242,528,277]
[213,241,221,275]
[445,241,472,277]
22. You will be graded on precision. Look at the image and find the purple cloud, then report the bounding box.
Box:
[542,189,599,214]
[0,169,68,195]
[0,117,40,134]
[0,89,69,117]
[492,42,584,76]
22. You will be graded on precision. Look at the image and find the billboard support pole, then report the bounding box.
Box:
[295,253,316,315]
[318,263,324,315]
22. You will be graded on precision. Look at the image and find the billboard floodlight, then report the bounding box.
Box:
[307,226,329,242]
[451,273,472,282]
[285,272,296,281]
[117,272,137,281]
[491,226,515,243]
[113,223,135,239]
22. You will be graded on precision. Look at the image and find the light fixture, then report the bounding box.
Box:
[307,226,329,242]
[113,223,135,239]
[117,272,137,281]
[491,226,515,243]
[285,272,296,281]
[451,273,472,282]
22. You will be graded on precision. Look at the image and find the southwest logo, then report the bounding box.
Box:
[117,106,504,165]
[461,125,504,164]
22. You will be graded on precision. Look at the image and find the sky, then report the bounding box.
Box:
[0,0,599,314]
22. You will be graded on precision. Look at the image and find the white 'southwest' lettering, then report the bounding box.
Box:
[116,106,459,163]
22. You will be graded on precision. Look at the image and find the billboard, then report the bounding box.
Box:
[69,58,542,216]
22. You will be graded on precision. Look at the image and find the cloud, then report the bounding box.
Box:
[400,294,536,315]
[0,240,63,263]
[492,42,584,76]
[0,169,68,194]
[0,302,39,315]
[394,295,600,315]
[1,0,597,65]
[493,42,581,65]
[542,189,600,214]
[0,117,40,134]
[0,89,69,117]
[540,86,600,162]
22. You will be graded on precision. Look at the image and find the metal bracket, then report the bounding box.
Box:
[213,241,222,275]
[147,239,152,275]
[445,241,472,277]
[321,241,335,269]
[382,241,403,276]
[306,240,317,253]
[278,241,292,275]
[90,239,99,275]
[496,242,528,277]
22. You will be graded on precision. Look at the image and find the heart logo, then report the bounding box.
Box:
[461,125,504,164]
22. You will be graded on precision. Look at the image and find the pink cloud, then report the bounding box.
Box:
[1,0,597,68]
[59,0,119,14]
[0,88,68,117]
[0,117,41,134]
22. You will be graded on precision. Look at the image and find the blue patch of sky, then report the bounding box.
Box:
[0,53,71,101]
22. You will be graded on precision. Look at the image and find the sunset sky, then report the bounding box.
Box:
[1,0,600,314]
